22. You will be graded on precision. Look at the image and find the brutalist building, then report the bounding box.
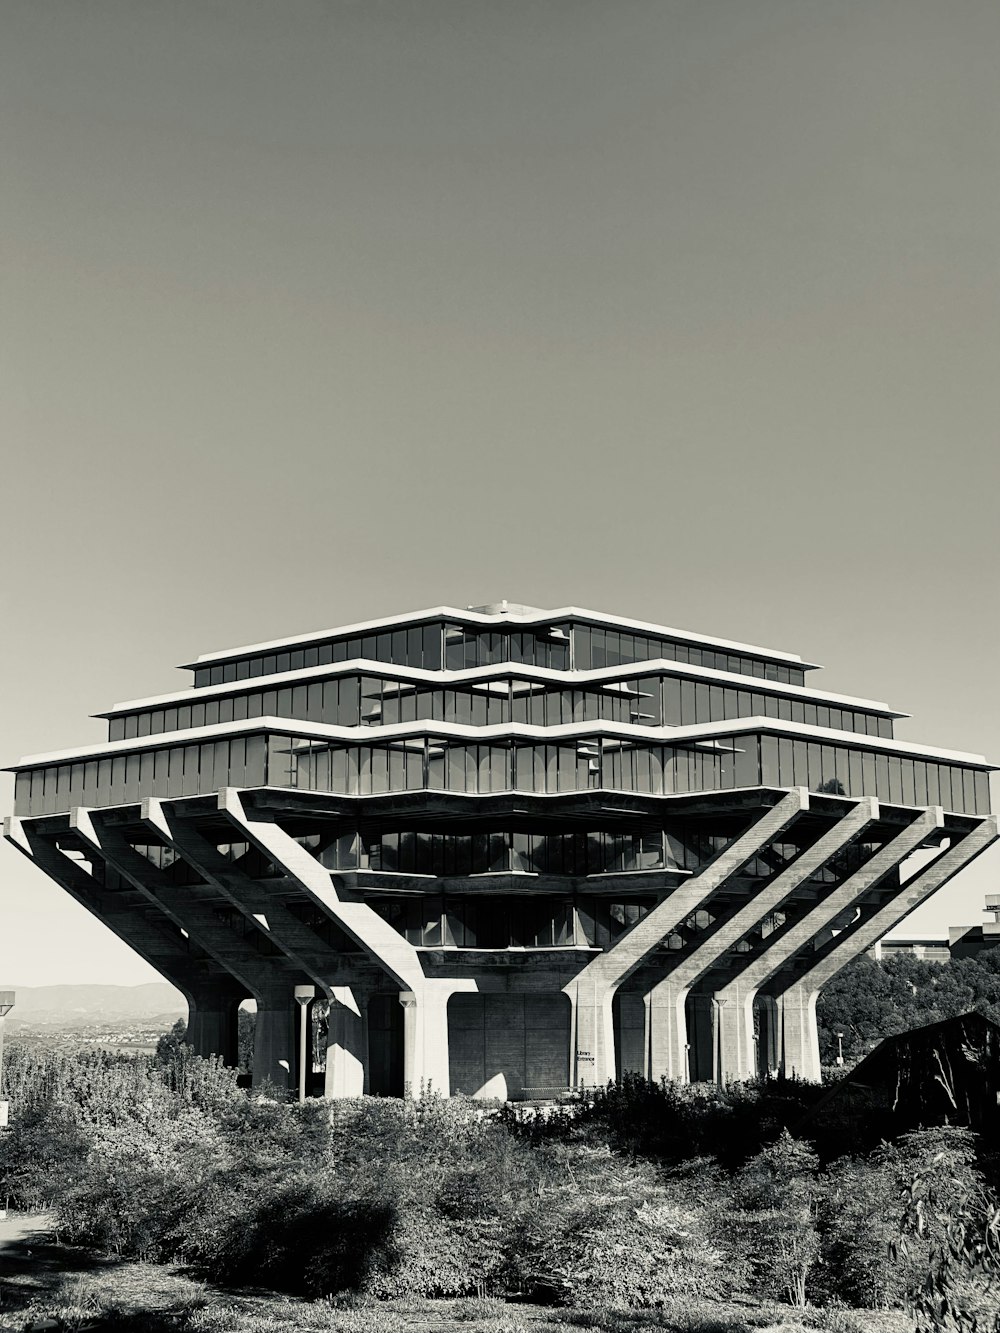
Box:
[6,603,995,1097]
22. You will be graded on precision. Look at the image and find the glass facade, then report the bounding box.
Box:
[189,620,806,688]
[364,827,684,876]
[108,671,892,741]
[572,624,807,684]
[14,728,991,816]
[369,894,653,949]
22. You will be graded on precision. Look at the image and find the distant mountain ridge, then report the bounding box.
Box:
[1,982,187,1026]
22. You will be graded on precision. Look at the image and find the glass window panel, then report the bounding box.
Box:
[708,685,724,722]
[573,626,591,670]
[900,759,916,806]
[832,746,850,794]
[974,771,990,815]
[805,743,823,790]
[777,737,794,786]
[663,677,682,724]
[760,735,780,786]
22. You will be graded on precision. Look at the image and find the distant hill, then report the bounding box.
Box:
[1,982,187,1028]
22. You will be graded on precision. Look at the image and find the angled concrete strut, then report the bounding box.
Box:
[217,788,476,1096]
[769,814,998,1081]
[708,806,945,1081]
[646,797,880,1082]
[564,789,807,1087]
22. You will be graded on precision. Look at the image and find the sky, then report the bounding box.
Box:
[2,0,998,986]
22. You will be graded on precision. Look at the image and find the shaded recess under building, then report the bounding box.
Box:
[4,602,996,1099]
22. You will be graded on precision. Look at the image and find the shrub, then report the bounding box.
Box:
[0,1095,90,1208]
[815,1148,909,1308]
[714,1132,822,1308]
[511,1143,737,1308]
[895,1128,1000,1332]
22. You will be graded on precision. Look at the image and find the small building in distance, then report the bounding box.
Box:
[873,938,953,964]
[872,895,1000,965]
[950,894,1000,960]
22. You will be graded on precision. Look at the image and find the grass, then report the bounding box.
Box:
[0,1222,913,1333]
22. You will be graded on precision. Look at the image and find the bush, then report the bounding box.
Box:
[0,1095,90,1209]
[816,1148,910,1308]
[713,1132,822,1308]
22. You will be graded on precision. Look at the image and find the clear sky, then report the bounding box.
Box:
[2,0,998,985]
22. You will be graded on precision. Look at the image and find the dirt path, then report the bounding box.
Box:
[0,1212,55,1252]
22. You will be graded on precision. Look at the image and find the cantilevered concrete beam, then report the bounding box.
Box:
[564,789,807,1088]
[4,815,245,1058]
[768,814,998,1082]
[142,798,386,1096]
[141,799,347,990]
[646,797,880,1082]
[219,788,476,1096]
[70,806,300,1088]
[709,806,945,1082]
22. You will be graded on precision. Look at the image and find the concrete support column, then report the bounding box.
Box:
[398,983,463,1097]
[420,986,454,1097]
[324,986,368,1099]
[769,816,998,1080]
[646,798,879,1085]
[567,978,615,1088]
[773,986,821,1082]
[758,994,780,1075]
[565,790,807,1088]
[646,982,688,1083]
[187,989,241,1065]
[713,991,756,1084]
[399,992,420,1096]
[253,992,297,1091]
[708,807,945,1084]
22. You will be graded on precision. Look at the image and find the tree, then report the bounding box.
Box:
[895,1131,1000,1331]
[718,1131,823,1308]
[155,1018,188,1063]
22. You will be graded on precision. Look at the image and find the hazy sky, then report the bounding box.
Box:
[3,0,999,986]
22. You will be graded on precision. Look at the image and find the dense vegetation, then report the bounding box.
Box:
[2,1038,1000,1329]
[816,945,1000,1065]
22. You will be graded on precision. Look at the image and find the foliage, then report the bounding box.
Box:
[816,946,1000,1066]
[7,1036,1000,1319]
[718,1132,822,1308]
[895,1129,1000,1331]
[0,1095,90,1209]
[502,1072,824,1169]
[510,1142,737,1308]
[815,1146,909,1309]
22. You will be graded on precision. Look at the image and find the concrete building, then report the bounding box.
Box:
[949,895,1000,960]
[871,897,1000,964]
[872,938,953,964]
[4,603,996,1097]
